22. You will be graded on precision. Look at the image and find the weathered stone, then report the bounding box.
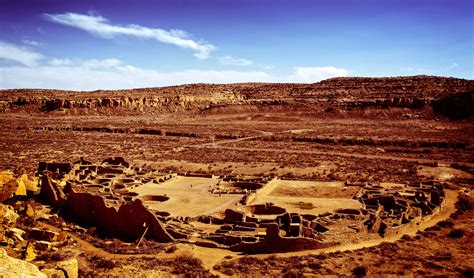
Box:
[20,174,39,193]
[0,248,46,278]
[0,204,19,225]
[301,226,314,237]
[15,179,26,196]
[29,228,59,242]
[24,243,37,261]
[368,215,382,234]
[311,222,329,233]
[25,204,35,218]
[34,240,52,251]
[56,258,78,278]
[224,209,246,223]
[8,228,25,242]
[57,231,68,241]
[39,173,67,207]
[0,171,17,202]
[0,233,9,246]
[41,268,66,278]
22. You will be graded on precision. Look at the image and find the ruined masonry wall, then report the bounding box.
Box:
[64,191,174,242]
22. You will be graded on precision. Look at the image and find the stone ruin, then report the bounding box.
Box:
[353,181,445,237]
[37,158,179,242]
[35,157,448,254]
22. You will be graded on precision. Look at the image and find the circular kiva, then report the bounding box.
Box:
[140,195,170,202]
[243,204,287,215]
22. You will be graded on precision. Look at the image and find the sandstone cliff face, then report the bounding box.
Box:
[1,76,473,118]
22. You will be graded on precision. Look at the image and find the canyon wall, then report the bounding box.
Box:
[1,76,473,118]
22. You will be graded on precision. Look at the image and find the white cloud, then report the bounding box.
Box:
[44,12,215,59]
[82,58,123,69]
[49,57,124,68]
[287,66,349,83]
[0,41,43,67]
[219,56,253,66]
[49,58,74,66]
[0,43,349,89]
[22,39,42,46]
[0,58,272,90]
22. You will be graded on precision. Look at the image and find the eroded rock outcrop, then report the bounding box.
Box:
[0,249,46,278]
[2,76,472,117]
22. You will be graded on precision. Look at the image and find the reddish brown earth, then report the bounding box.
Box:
[0,75,473,276]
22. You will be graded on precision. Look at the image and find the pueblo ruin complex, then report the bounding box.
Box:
[38,156,451,254]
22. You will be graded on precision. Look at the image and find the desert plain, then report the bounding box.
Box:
[0,75,473,277]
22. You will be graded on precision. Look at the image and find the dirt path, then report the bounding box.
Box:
[249,177,279,204]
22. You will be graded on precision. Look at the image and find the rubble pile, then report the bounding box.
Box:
[0,171,78,277]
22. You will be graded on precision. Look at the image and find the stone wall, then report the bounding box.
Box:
[63,191,174,242]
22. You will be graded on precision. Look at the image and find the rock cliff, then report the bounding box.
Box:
[1,75,473,118]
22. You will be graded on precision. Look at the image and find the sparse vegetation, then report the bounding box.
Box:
[171,253,207,275]
[1,77,473,277]
[352,265,368,277]
[447,228,465,238]
[89,255,117,269]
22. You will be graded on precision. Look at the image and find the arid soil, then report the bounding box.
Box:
[0,75,473,276]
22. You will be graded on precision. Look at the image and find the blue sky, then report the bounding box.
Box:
[0,0,472,90]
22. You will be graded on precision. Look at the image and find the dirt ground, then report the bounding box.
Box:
[0,78,473,276]
[248,180,362,215]
[131,176,242,217]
